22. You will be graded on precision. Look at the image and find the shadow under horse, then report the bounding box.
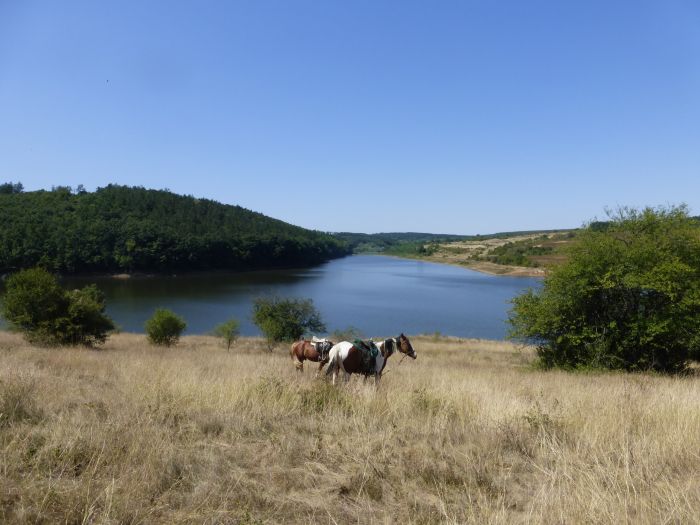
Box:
[290,337,335,374]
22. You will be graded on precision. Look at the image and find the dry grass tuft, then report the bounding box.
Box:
[1,331,699,523]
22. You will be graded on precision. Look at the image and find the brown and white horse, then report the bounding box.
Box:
[325,334,416,385]
[290,337,335,374]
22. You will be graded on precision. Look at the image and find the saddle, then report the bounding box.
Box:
[353,339,379,375]
[310,337,333,361]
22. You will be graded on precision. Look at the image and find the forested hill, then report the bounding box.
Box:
[0,184,350,274]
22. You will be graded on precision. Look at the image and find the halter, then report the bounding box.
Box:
[382,336,413,369]
[383,336,408,358]
[395,335,415,360]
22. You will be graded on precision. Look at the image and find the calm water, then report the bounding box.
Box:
[9,256,542,339]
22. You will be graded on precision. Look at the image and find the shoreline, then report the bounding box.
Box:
[7,253,545,280]
[52,262,342,280]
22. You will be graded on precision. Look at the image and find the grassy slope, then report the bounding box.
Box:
[2,332,700,523]
[403,232,576,276]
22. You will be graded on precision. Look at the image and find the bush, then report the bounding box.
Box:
[145,309,186,347]
[61,285,115,346]
[330,326,363,342]
[485,240,553,267]
[213,318,240,351]
[509,205,700,373]
[252,296,325,348]
[1,268,114,346]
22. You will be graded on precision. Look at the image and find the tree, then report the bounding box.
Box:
[1,268,114,346]
[213,318,240,351]
[63,285,115,346]
[145,308,186,346]
[2,268,68,342]
[0,181,23,194]
[509,205,700,373]
[252,296,325,348]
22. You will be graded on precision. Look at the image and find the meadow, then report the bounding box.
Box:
[1,331,699,524]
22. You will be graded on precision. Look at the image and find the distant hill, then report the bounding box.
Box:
[332,232,469,253]
[333,229,571,254]
[0,184,350,274]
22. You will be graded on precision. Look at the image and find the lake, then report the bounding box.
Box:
[55,255,541,339]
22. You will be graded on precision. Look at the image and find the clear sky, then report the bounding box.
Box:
[1,1,699,234]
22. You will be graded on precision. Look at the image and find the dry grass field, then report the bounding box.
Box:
[2,331,700,524]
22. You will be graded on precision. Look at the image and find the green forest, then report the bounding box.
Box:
[0,184,350,274]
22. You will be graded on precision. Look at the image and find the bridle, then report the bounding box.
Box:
[382,336,415,359]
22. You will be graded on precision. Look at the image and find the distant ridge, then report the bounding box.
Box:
[333,229,572,254]
[0,184,350,274]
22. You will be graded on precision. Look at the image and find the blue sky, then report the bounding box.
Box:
[1,1,698,234]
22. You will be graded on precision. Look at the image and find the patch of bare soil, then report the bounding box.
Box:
[419,233,555,277]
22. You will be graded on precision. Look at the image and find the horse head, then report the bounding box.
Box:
[397,333,417,359]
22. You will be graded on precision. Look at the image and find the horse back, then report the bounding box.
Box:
[291,340,309,357]
[329,341,368,375]
[294,340,326,362]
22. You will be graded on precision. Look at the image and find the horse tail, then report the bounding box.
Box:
[325,345,339,377]
[290,341,304,371]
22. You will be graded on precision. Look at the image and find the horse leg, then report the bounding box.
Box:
[293,355,304,373]
[290,345,302,373]
[326,359,337,385]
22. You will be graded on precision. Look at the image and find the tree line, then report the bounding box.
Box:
[0,184,350,274]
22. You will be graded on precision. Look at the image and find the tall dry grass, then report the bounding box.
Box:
[1,331,700,523]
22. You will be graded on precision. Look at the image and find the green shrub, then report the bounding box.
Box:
[485,240,553,267]
[509,205,700,373]
[62,285,115,346]
[213,318,240,351]
[1,268,114,346]
[252,296,325,348]
[145,309,186,347]
[330,326,363,342]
